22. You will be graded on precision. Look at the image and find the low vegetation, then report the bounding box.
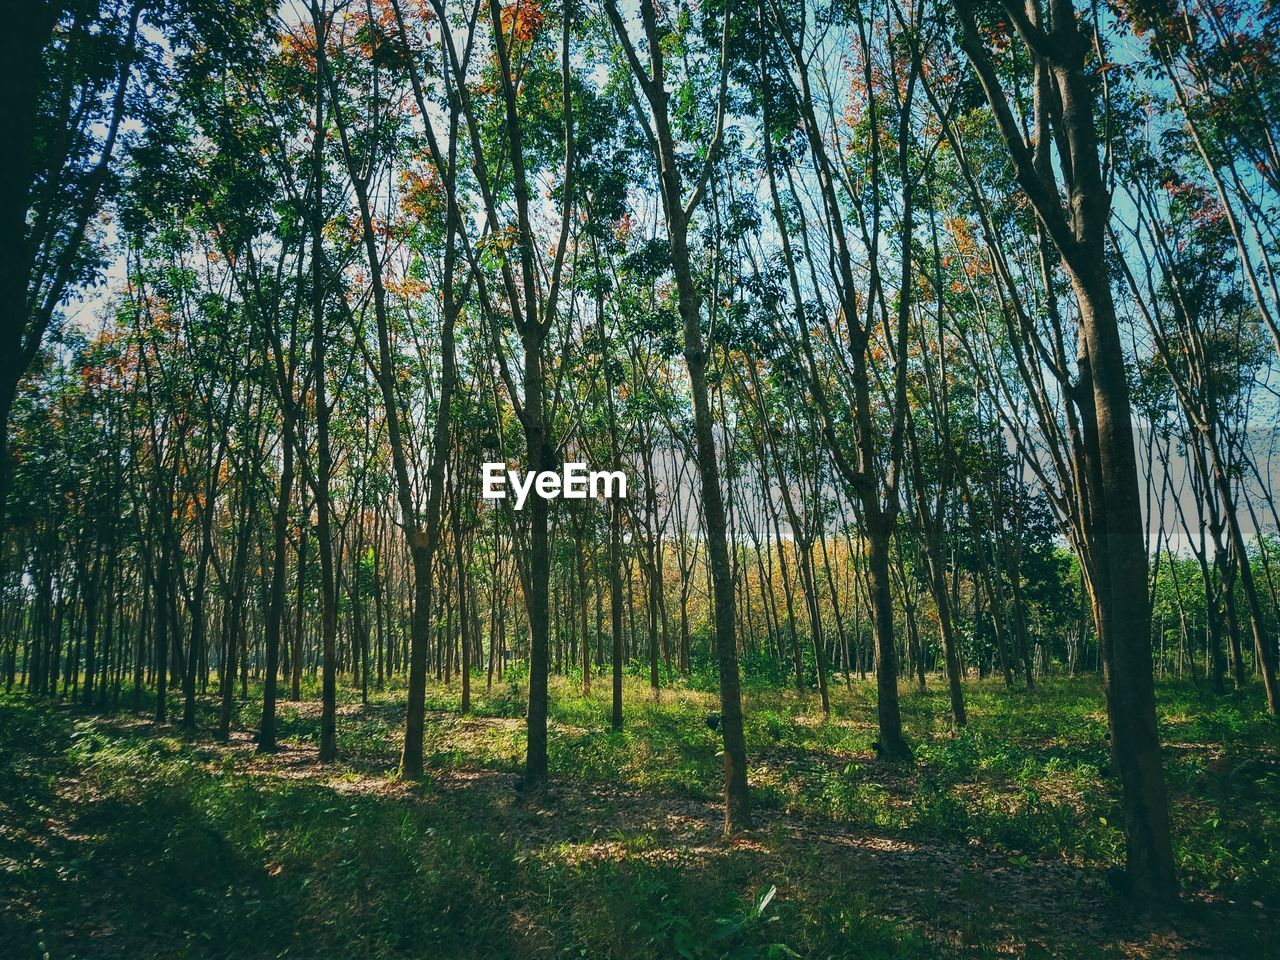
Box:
[3,676,1276,958]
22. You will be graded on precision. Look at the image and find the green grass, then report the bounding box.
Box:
[2,675,1277,958]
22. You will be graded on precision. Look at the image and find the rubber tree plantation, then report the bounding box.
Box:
[2,0,1280,957]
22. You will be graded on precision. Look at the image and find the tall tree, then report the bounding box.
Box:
[605,0,751,831]
[952,0,1178,901]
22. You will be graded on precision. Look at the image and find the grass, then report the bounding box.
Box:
[1,674,1277,958]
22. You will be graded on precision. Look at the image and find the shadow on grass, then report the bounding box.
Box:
[4,678,1279,959]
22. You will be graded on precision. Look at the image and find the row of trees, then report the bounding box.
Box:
[4,0,1280,904]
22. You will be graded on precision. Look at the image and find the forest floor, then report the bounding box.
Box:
[2,674,1278,959]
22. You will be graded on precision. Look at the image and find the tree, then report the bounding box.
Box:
[952,0,1177,901]
[605,0,751,832]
